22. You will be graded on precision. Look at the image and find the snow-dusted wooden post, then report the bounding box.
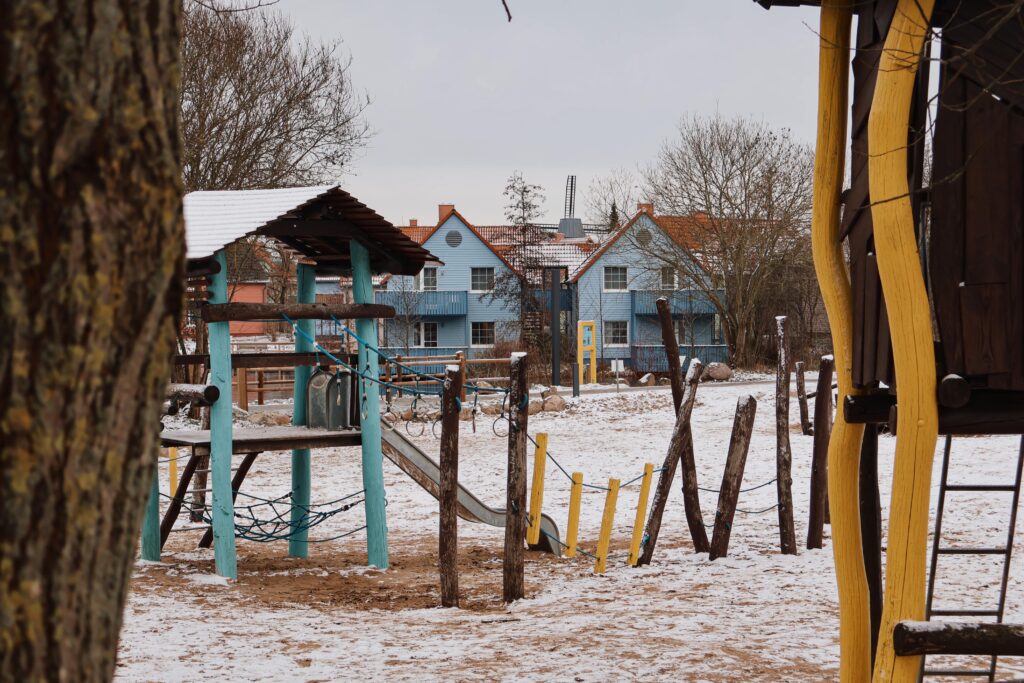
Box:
[439,364,463,607]
[639,360,705,565]
[289,263,315,557]
[709,395,757,560]
[656,297,685,411]
[807,354,835,549]
[795,361,813,435]
[503,352,529,602]
[352,240,389,568]
[775,317,797,555]
[208,249,237,578]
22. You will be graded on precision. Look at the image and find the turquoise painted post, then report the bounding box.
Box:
[208,249,237,579]
[290,263,315,557]
[351,240,389,568]
[140,459,161,561]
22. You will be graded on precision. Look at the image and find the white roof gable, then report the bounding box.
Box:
[183,185,337,259]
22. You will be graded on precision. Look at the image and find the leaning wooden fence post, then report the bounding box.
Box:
[775,317,797,555]
[627,463,655,566]
[656,297,684,411]
[807,354,835,549]
[709,395,757,560]
[594,478,620,574]
[527,433,548,546]
[439,364,463,608]
[503,352,529,603]
[638,360,705,565]
[795,361,813,435]
[565,472,583,558]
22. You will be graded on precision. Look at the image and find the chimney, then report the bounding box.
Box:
[409,218,418,227]
[439,203,455,222]
[637,202,654,215]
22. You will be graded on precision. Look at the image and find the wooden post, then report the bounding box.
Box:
[527,433,548,546]
[503,352,529,603]
[565,472,583,558]
[709,395,757,560]
[236,367,249,411]
[860,424,883,664]
[352,241,389,568]
[168,447,178,497]
[457,350,468,402]
[639,360,705,565]
[807,354,835,549]
[795,361,813,435]
[775,317,797,555]
[439,364,463,608]
[594,478,620,574]
[140,459,161,561]
[257,370,265,405]
[656,297,684,412]
[289,263,315,558]
[627,463,655,566]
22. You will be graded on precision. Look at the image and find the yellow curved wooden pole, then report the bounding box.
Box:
[812,4,871,681]
[867,1,937,680]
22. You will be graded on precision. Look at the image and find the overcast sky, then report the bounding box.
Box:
[282,1,823,226]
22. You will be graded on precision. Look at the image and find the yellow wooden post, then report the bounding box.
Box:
[168,447,178,497]
[565,472,583,558]
[627,463,655,566]
[594,478,620,574]
[867,1,937,679]
[812,3,871,681]
[527,433,548,545]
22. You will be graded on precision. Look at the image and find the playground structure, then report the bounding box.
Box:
[755,1,1024,680]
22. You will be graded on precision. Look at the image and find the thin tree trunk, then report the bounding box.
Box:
[0,1,183,679]
[439,365,463,608]
[639,360,704,565]
[775,317,797,554]
[503,353,529,603]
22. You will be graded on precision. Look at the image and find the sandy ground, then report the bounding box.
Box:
[118,380,1024,681]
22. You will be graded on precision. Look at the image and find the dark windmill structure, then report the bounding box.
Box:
[754,1,1024,681]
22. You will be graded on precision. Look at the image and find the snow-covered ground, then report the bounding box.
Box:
[118,380,1024,681]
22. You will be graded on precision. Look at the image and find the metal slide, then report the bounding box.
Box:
[380,426,561,556]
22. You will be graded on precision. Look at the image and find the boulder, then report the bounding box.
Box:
[247,410,291,427]
[541,386,560,399]
[658,377,672,386]
[704,362,733,381]
[542,395,566,412]
[459,406,475,421]
[480,402,502,416]
[400,408,414,421]
[528,399,543,415]
[474,380,493,389]
[637,373,656,387]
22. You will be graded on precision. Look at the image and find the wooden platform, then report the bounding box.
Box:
[160,426,362,452]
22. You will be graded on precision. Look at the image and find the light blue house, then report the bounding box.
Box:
[568,206,728,371]
[376,206,520,359]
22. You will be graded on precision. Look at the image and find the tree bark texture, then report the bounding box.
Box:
[503,354,528,603]
[0,2,183,680]
[656,297,685,412]
[709,395,757,560]
[638,360,703,565]
[439,365,463,608]
[775,317,797,555]
[807,355,835,549]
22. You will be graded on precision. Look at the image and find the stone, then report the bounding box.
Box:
[541,386,560,399]
[658,377,672,386]
[704,362,733,381]
[638,373,656,386]
[459,406,475,421]
[528,399,543,415]
[474,380,493,389]
[400,408,414,421]
[542,395,566,412]
[480,402,502,416]
[247,410,291,426]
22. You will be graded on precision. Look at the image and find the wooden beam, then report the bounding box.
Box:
[844,393,896,424]
[201,302,394,323]
[808,355,834,549]
[893,621,1024,657]
[166,383,219,406]
[175,352,352,369]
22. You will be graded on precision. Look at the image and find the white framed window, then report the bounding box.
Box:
[660,266,677,290]
[604,320,629,347]
[471,321,495,347]
[470,267,495,292]
[414,322,438,348]
[419,267,438,291]
[713,314,723,344]
[603,266,628,292]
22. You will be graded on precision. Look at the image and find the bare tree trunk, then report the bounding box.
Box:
[775,317,797,554]
[439,365,463,608]
[0,1,183,679]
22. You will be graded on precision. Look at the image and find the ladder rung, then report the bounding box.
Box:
[929,609,1001,617]
[922,670,993,677]
[168,526,208,533]
[936,547,1008,555]
[945,484,1017,492]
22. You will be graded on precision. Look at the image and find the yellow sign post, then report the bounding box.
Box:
[577,320,596,386]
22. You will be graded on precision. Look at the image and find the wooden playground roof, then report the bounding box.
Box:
[184,185,436,276]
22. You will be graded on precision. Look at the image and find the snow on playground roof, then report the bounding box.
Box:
[184,185,337,260]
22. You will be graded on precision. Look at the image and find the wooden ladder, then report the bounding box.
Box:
[920,435,1024,680]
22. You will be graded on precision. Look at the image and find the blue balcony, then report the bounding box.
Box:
[632,289,718,317]
[375,290,468,317]
[525,288,573,312]
[630,343,730,372]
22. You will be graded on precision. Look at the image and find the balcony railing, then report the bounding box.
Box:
[630,343,729,372]
[632,289,718,317]
[375,290,468,317]
[525,288,573,312]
